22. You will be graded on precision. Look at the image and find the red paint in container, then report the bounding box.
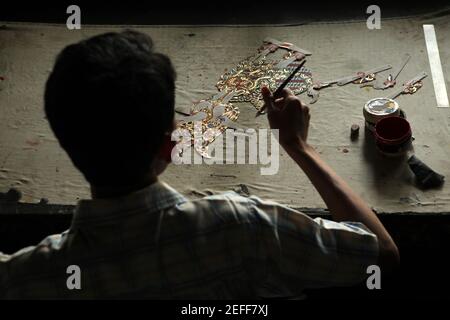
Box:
[374,116,412,155]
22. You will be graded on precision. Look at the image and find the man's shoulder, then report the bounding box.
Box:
[198,191,254,203]
[171,191,258,223]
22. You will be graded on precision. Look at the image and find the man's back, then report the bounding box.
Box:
[1,182,378,299]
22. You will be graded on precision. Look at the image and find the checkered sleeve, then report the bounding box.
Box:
[0,246,34,298]
[246,195,379,292]
[0,234,65,298]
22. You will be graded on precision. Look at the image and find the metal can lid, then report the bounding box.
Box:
[364,98,398,116]
[364,98,400,125]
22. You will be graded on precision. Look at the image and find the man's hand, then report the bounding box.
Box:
[261,86,310,150]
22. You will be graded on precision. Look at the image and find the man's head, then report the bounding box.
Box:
[45,30,176,188]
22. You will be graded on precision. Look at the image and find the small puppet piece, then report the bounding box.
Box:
[408,155,445,189]
[337,64,393,85]
[307,64,392,104]
[361,54,411,90]
[387,72,427,100]
[216,38,313,111]
[251,38,312,63]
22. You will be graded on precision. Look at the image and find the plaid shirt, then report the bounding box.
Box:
[0,181,378,299]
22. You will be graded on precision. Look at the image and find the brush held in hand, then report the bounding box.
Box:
[256,59,306,117]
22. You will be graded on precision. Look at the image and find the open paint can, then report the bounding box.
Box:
[364,98,400,132]
[374,116,412,155]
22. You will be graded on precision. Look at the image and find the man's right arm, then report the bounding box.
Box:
[284,141,399,273]
[261,86,400,273]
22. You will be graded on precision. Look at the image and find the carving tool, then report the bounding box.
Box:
[255,59,306,117]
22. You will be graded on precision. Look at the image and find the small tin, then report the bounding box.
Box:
[363,98,400,132]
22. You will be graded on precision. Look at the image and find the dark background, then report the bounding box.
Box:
[1,1,449,25]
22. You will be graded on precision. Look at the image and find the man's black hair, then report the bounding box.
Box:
[45,30,176,187]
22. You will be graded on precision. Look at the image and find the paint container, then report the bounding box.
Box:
[374,116,412,156]
[363,98,400,132]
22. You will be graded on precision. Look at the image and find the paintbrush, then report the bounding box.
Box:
[256,59,306,117]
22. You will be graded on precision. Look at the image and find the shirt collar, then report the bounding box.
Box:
[72,181,187,226]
